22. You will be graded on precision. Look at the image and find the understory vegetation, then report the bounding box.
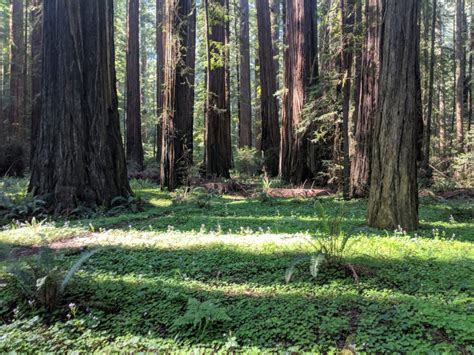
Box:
[0,178,472,353]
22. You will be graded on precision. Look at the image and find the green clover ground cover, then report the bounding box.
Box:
[0,179,473,353]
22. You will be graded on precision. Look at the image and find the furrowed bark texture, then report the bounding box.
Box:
[30,0,131,211]
[367,0,422,231]
[156,0,165,162]
[30,0,42,164]
[455,0,464,148]
[238,0,252,147]
[204,0,232,178]
[256,0,281,176]
[161,0,196,190]
[8,0,25,143]
[126,0,144,170]
[350,0,381,197]
[280,0,316,184]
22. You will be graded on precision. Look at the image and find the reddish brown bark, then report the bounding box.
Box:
[30,0,131,211]
[455,0,465,148]
[156,0,164,162]
[239,0,252,148]
[367,0,422,231]
[126,0,144,170]
[30,0,42,164]
[280,0,316,184]
[420,0,437,182]
[340,0,355,200]
[8,0,25,143]
[161,0,196,190]
[204,0,232,178]
[350,0,381,197]
[256,0,281,176]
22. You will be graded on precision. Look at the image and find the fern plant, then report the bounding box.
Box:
[285,201,357,283]
[172,298,231,339]
[8,247,99,311]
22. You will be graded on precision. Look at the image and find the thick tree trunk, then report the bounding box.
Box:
[455,0,465,149]
[350,0,380,198]
[161,0,196,190]
[126,0,144,170]
[340,0,355,200]
[367,0,422,231]
[238,0,252,148]
[420,0,437,182]
[204,0,232,178]
[256,0,281,176]
[280,0,316,184]
[8,0,25,143]
[156,0,164,162]
[30,0,131,212]
[30,0,42,164]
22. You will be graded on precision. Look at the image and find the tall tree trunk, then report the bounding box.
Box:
[455,0,465,149]
[256,0,281,176]
[352,0,362,133]
[439,66,447,157]
[469,0,473,132]
[30,0,131,212]
[140,5,148,110]
[350,0,381,198]
[280,0,316,184]
[30,0,42,164]
[126,0,144,170]
[204,0,232,178]
[270,0,281,90]
[156,0,164,162]
[239,0,252,147]
[161,0,196,190]
[367,0,422,231]
[420,0,437,182]
[340,0,355,200]
[8,0,25,143]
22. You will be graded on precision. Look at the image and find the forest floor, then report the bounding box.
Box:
[0,178,473,353]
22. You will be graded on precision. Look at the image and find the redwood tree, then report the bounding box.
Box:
[350,0,381,197]
[256,0,280,176]
[204,0,232,178]
[30,0,131,211]
[126,0,144,170]
[7,0,25,143]
[367,0,423,231]
[156,0,164,161]
[161,0,196,190]
[420,0,437,182]
[238,0,252,147]
[455,0,464,148]
[340,0,355,200]
[30,0,42,163]
[280,0,316,184]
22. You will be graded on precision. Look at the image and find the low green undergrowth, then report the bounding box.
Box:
[0,178,473,353]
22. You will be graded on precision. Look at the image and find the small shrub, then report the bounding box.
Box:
[8,245,99,311]
[171,187,214,209]
[234,147,263,177]
[107,195,144,216]
[285,201,357,283]
[172,298,231,339]
[0,193,48,225]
